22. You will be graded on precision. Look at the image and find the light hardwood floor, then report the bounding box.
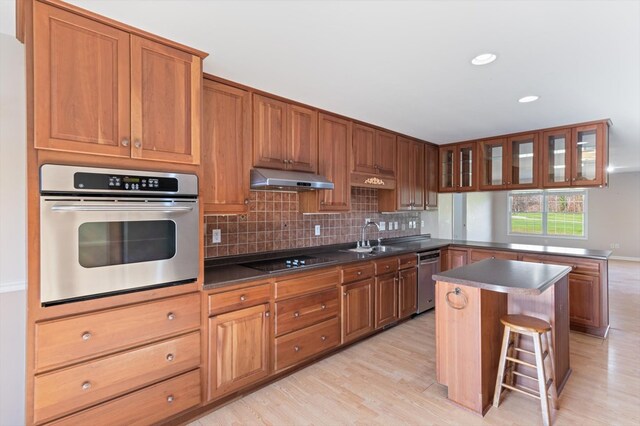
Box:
[190,260,640,425]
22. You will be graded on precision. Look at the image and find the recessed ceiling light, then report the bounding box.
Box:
[471,53,497,65]
[518,95,539,103]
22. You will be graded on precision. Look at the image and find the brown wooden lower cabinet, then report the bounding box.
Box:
[208,303,270,400]
[341,278,375,343]
[275,317,340,371]
[374,272,398,329]
[441,248,468,271]
[568,272,601,328]
[398,267,418,319]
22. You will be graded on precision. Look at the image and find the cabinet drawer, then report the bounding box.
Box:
[398,254,417,270]
[375,257,398,275]
[469,249,518,263]
[34,332,200,424]
[275,268,339,300]
[275,288,339,336]
[341,262,375,283]
[275,317,340,371]
[36,293,200,371]
[522,254,600,276]
[49,369,201,426]
[208,283,271,315]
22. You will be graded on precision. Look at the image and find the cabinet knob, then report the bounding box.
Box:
[320,200,325,205]
[244,198,250,205]
[288,160,294,164]
[357,271,362,275]
[293,311,300,318]
[166,353,174,362]
[294,345,300,352]
[321,304,326,310]
[167,312,175,321]
[265,311,270,317]
[167,395,174,403]
[283,159,288,164]
[321,335,327,341]
[121,139,130,147]
[134,140,142,149]
[240,295,246,301]
[81,381,91,390]
[491,256,495,259]
[343,292,347,296]
[385,265,390,270]
[81,331,92,341]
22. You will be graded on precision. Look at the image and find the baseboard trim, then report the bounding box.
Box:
[0,282,26,294]
[609,256,640,262]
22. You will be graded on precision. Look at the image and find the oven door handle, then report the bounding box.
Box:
[50,204,194,213]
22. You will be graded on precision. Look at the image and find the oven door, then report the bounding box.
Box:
[40,197,199,304]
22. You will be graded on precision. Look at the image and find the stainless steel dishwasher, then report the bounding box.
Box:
[417,250,440,313]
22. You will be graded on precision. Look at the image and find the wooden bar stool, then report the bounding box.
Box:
[493,314,559,426]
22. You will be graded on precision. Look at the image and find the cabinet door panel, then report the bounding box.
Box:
[131,36,201,164]
[317,113,351,211]
[288,105,318,172]
[376,130,397,177]
[413,141,425,208]
[542,129,572,187]
[508,133,539,189]
[342,279,374,343]
[572,123,605,187]
[253,94,287,169]
[478,138,507,190]
[34,2,130,157]
[425,144,439,208]
[397,137,414,210]
[399,267,417,319]
[352,124,377,175]
[202,81,251,213]
[568,273,600,327]
[375,273,398,329]
[458,143,476,191]
[208,304,270,399]
[439,146,456,192]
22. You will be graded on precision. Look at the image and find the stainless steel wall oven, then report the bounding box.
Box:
[40,165,199,305]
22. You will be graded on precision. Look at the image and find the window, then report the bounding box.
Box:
[508,190,587,238]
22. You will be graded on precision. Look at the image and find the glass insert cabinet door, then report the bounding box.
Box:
[572,123,605,186]
[479,138,506,190]
[439,146,455,191]
[542,128,572,187]
[508,133,538,188]
[457,143,475,191]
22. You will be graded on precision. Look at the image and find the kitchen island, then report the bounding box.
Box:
[433,259,572,415]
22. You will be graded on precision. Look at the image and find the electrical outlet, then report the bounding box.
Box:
[211,229,221,244]
[379,221,386,231]
[401,223,406,231]
[394,221,399,230]
[315,225,321,236]
[421,220,425,228]
[610,243,620,249]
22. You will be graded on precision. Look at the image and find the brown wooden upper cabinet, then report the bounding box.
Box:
[424,144,438,208]
[478,133,539,190]
[379,137,424,211]
[542,122,608,188]
[253,94,318,173]
[33,2,204,164]
[351,124,397,177]
[299,113,351,212]
[202,80,251,214]
[439,142,476,192]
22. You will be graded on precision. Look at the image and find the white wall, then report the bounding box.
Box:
[466,192,493,242]
[0,31,27,426]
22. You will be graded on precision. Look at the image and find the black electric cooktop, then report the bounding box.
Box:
[242,255,333,273]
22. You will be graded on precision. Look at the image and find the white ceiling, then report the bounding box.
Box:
[2,0,639,172]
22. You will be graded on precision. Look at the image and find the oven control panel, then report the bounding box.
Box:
[74,172,179,192]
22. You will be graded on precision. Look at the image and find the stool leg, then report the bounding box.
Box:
[533,333,551,426]
[493,326,512,407]
[544,330,559,410]
[506,332,520,387]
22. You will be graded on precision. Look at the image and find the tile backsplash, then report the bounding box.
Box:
[204,188,422,258]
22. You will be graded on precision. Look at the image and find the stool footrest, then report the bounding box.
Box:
[514,347,534,356]
[506,356,537,369]
[501,383,541,400]
[512,370,538,382]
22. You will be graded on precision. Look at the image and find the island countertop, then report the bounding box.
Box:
[433,259,572,295]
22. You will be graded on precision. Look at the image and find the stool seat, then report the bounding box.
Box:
[500,314,551,333]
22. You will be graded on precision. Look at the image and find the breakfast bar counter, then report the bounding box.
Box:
[433,259,572,415]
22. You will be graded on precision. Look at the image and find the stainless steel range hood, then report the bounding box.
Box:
[250,168,334,191]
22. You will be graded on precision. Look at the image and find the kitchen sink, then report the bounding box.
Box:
[341,245,400,255]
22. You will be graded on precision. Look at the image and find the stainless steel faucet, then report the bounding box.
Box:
[359,219,380,248]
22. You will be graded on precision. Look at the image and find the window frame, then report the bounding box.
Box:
[507,189,588,239]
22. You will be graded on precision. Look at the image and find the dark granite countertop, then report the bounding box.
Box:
[432,259,571,295]
[203,236,610,291]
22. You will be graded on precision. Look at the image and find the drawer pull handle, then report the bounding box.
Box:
[321,335,327,341]
[294,311,300,318]
[321,304,326,310]
[166,353,175,362]
[294,345,300,352]
[167,312,175,321]
[265,311,270,317]
[81,332,92,341]
[167,395,174,403]
[357,271,362,275]
[343,292,347,296]
[240,295,246,301]
[385,265,390,269]
[81,381,91,390]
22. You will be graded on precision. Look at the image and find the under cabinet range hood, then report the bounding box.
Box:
[250,168,334,191]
